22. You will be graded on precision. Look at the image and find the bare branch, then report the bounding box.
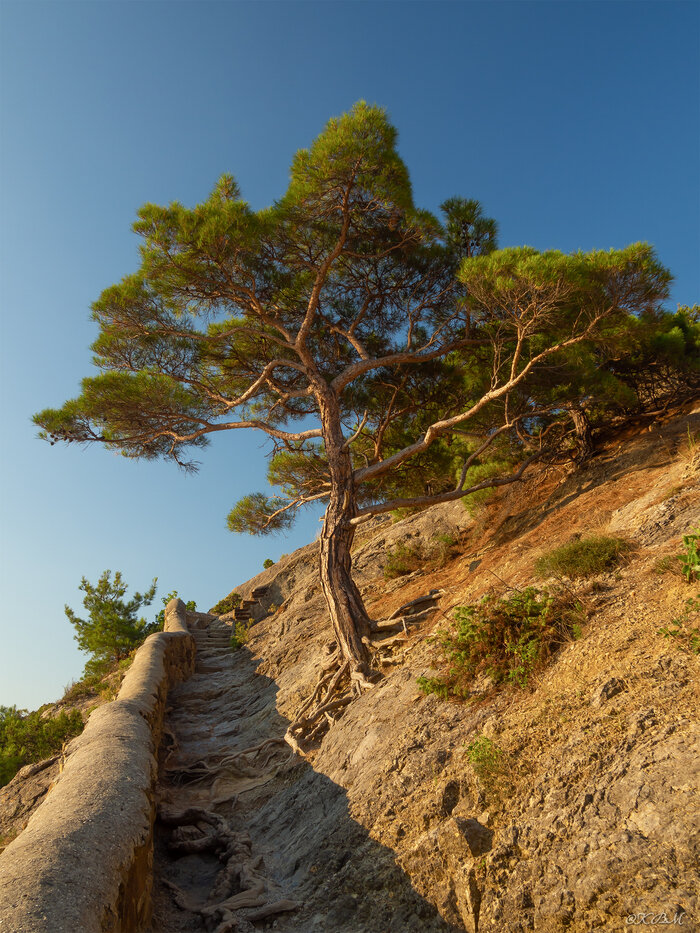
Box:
[351,453,541,524]
[342,411,368,450]
[354,315,609,485]
[331,337,485,394]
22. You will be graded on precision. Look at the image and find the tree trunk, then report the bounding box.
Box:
[570,407,594,463]
[316,389,373,675]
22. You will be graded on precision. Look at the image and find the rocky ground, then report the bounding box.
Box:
[3,405,698,932]
[149,404,699,932]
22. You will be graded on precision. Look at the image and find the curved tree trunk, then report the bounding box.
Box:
[316,389,373,675]
[570,407,594,463]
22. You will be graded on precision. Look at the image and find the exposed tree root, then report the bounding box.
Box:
[159,805,300,931]
[164,738,292,787]
[246,899,300,921]
[284,592,443,754]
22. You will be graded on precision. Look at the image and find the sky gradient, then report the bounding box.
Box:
[1,0,698,709]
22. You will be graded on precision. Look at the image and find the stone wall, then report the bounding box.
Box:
[0,598,195,933]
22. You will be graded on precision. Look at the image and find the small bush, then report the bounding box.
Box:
[678,528,699,583]
[466,735,504,783]
[418,586,585,698]
[384,534,461,579]
[154,591,196,629]
[658,595,700,654]
[461,460,512,517]
[230,621,250,651]
[415,676,450,699]
[432,533,458,567]
[211,592,241,615]
[535,536,630,579]
[62,673,102,703]
[384,542,424,579]
[263,558,275,569]
[0,706,84,788]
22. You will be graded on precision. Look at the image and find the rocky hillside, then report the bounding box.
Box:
[2,404,698,932]
[189,403,699,932]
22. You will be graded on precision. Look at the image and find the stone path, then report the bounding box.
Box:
[149,615,461,933]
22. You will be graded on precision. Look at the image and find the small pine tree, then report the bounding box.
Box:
[65,571,157,670]
[153,590,196,629]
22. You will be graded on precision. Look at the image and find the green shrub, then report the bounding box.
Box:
[230,621,250,651]
[263,558,275,569]
[64,570,158,673]
[461,460,511,516]
[658,595,700,654]
[384,542,424,579]
[154,591,196,629]
[418,586,585,698]
[678,528,699,583]
[466,735,504,783]
[61,673,102,703]
[384,534,461,580]
[0,706,84,788]
[654,554,683,577]
[535,536,630,579]
[415,676,450,699]
[211,592,241,615]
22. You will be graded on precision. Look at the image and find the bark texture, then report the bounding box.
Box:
[571,407,594,463]
[317,388,372,674]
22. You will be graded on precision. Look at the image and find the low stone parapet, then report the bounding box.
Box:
[0,598,195,933]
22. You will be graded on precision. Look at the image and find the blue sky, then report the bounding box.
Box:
[1,0,698,709]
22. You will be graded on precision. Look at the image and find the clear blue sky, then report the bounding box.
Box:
[1,0,698,709]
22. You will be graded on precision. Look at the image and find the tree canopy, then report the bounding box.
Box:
[65,570,157,673]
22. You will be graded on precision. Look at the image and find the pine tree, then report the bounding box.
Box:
[64,571,157,671]
[36,104,670,693]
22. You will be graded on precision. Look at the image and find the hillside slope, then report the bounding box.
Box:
[151,403,700,932]
[3,406,697,932]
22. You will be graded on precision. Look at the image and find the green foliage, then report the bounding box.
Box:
[534,536,630,579]
[658,595,700,654]
[227,494,293,536]
[465,735,504,784]
[154,590,196,629]
[384,542,424,579]
[64,571,158,671]
[418,587,585,698]
[682,425,699,461]
[0,706,84,788]
[441,197,499,262]
[230,621,250,651]
[677,527,699,583]
[33,99,672,552]
[211,592,241,615]
[384,533,461,580]
[654,554,683,577]
[432,533,458,567]
[415,676,450,699]
[263,558,275,569]
[460,459,513,516]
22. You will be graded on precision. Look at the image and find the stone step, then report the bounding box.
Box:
[251,587,268,599]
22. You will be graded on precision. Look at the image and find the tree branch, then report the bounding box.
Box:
[351,452,541,524]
